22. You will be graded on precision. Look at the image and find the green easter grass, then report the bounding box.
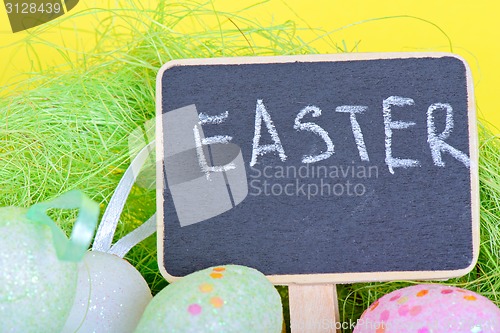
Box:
[1,1,499,332]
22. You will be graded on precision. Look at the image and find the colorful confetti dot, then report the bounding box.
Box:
[210,297,224,308]
[375,325,386,333]
[416,289,429,297]
[380,310,390,321]
[210,273,224,279]
[398,305,410,316]
[441,289,453,294]
[389,294,401,302]
[410,305,422,316]
[464,295,477,301]
[213,267,226,272]
[188,304,202,316]
[199,283,213,293]
[370,301,379,311]
[396,296,408,305]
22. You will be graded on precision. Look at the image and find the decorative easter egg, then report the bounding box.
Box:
[0,207,78,333]
[61,251,152,333]
[135,265,283,333]
[354,284,500,333]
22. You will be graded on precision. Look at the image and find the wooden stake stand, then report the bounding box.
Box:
[289,284,340,333]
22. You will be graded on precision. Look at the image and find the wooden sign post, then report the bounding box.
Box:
[156,54,479,332]
[289,284,340,332]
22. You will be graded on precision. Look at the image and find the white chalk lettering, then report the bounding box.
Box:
[427,103,470,168]
[202,135,232,145]
[194,111,235,179]
[383,96,421,174]
[198,111,229,125]
[335,105,369,161]
[294,105,334,163]
[250,99,287,166]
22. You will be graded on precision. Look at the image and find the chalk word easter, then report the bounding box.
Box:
[194,96,470,176]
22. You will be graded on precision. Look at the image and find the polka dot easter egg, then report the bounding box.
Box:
[135,265,283,333]
[354,284,500,333]
[0,207,78,333]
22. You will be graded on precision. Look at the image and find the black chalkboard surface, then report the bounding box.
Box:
[156,53,479,284]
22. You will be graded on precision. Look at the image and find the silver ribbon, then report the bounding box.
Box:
[92,140,156,257]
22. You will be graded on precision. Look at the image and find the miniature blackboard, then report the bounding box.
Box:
[156,53,479,284]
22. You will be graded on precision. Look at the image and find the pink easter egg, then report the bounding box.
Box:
[354,284,500,333]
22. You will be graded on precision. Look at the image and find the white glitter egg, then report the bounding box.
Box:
[135,265,283,333]
[61,251,152,333]
[0,207,78,333]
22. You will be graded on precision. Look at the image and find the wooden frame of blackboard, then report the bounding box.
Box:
[156,52,479,285]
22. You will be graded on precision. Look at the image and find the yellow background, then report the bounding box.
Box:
[1,0,499,133]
